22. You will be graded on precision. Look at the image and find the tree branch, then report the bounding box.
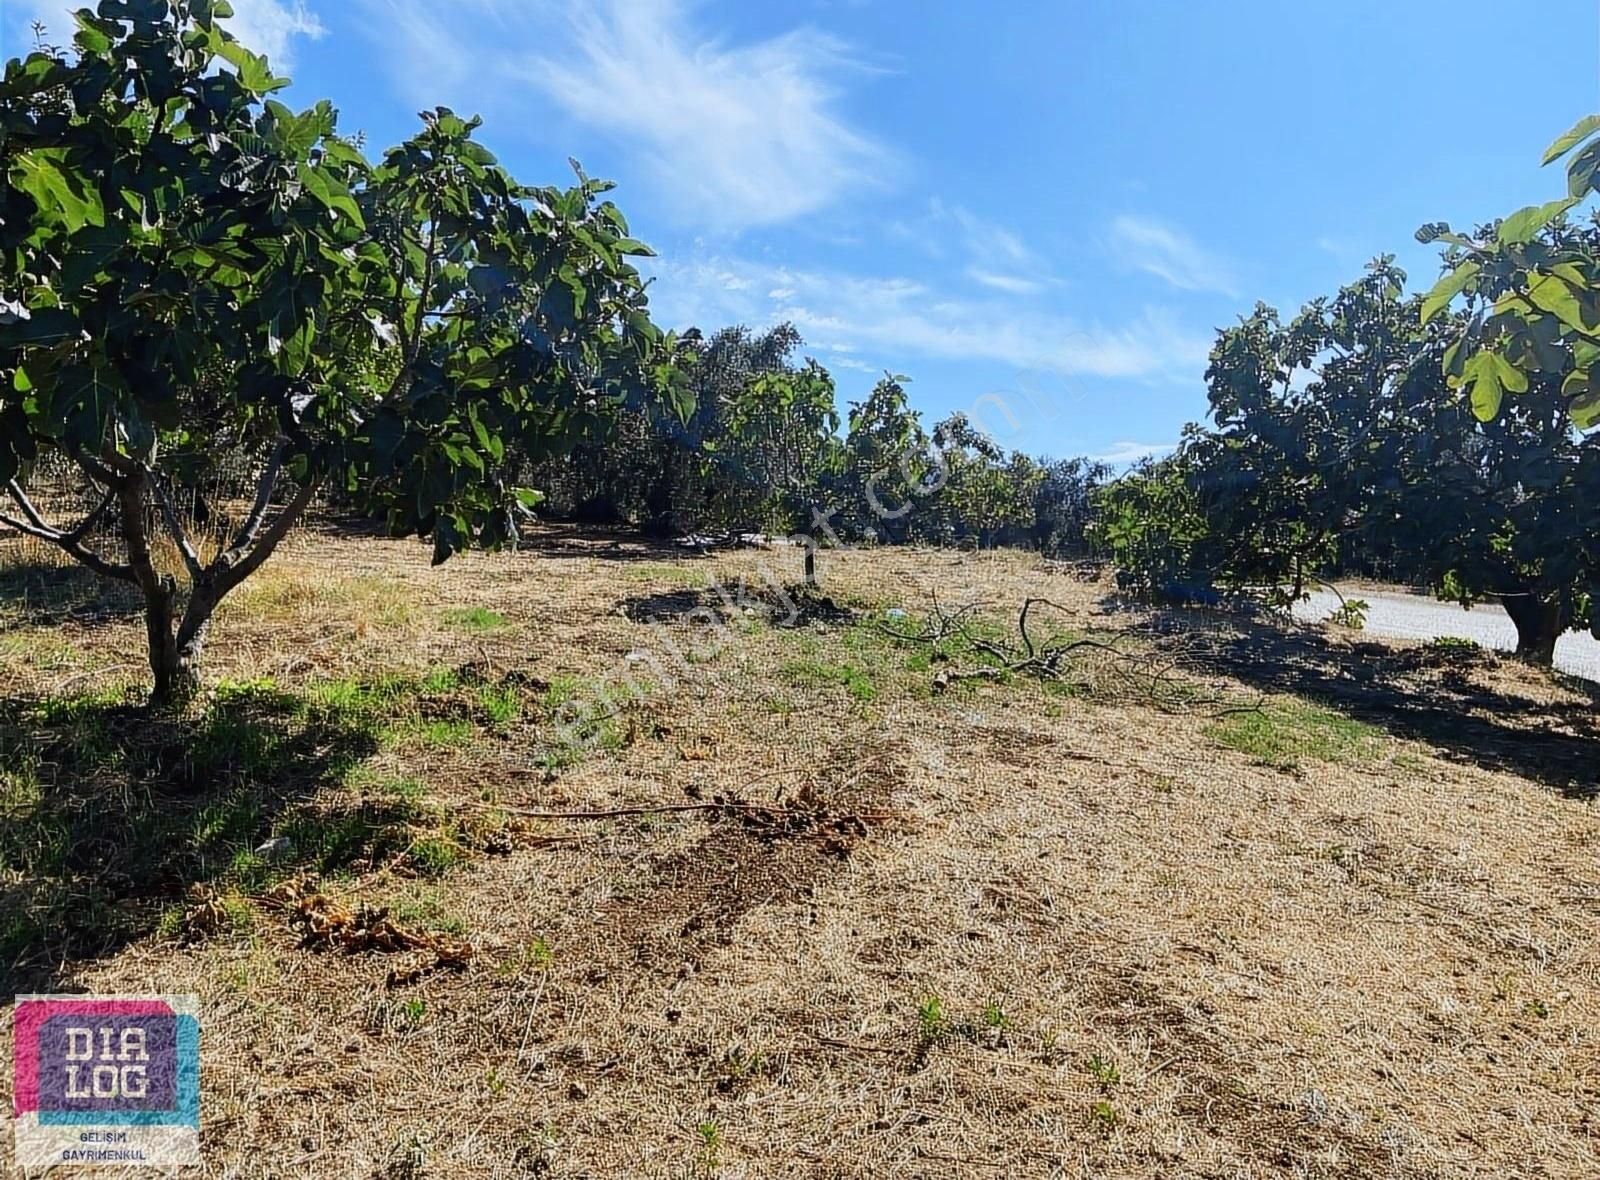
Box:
[0,506,60,543]
[882,594,1232,713]
[61,487,117,545]
[5,479,56,534]
[61,538,137,583]
[67,445,123,491]
[410,213,440,369]
[215,477,318,597]
[2,482,135,582]
[146,467,205,582]
[117,473,169,598]
[229,442,285,553]
[265,380,313,453]
[98,445,139,479]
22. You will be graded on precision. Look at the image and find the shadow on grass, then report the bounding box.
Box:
[518,522,712,564]
[0,680,424,995]
[619,583,855,629]
[619,587,724,624]
[0,558,144,625]
[1148,609,1600,800]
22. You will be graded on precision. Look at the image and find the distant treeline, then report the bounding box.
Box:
[520,323,1112,557]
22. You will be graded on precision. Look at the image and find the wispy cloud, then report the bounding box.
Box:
[935,200,1029,266]
[1088,440,1179,466]
[913,200,1055,295]
[646,253,1213,384]
[361,0,890,229]
[967,268,1046,295]
[22,0,325,68]
[1108,215,1237,296]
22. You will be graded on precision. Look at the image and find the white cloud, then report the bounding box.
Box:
[1089,440,1178,466]
[213,0,324,66]
[935,199,1029,266]
[1314,235,1380,270]
[646,253,1212,384]
[967,268,1046,295]
[21,0,325,68]
[362,0,479,104]
[914,200,1056,296]
[361,0,890,229]
[1108,215,1237,296]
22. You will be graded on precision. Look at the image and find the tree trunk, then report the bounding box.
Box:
[118,470,211,711]
[1502,592,1568,667]
[803,547,817,589]
[116,474,183,708]
[142,577,181,707]
[149,617,203,710]
[159,581,221,711]
[19,449,315,710]
[643,476,675,537]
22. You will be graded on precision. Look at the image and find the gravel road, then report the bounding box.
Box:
[1292,588,1600,681]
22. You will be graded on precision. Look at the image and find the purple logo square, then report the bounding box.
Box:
[36,1014,179,1114]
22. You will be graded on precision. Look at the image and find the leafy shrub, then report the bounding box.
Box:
[1326,598,1369,630]
[1091,449,1221,601]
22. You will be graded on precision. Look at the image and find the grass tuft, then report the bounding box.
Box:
[782,658,878,702]
[1204,700,1387,771]
[442,606,510,633]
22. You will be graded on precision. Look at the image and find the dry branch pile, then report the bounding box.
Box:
[253,878,475,976]
[881,595,1225,711]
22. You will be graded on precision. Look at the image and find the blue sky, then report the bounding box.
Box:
[9,1,1600,463]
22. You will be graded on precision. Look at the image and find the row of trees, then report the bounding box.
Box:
[522,321,1110,556]
[514,110,1600,679]
[22,4,1594,701]
[0,3,1110,705]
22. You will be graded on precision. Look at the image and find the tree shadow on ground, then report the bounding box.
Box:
[1144,609,1600,800]
[618,583,855,629]
[277,515,712,564]
[620,587,723,624]
[0,683,410,995]
[0,556,144,625]
[518,522,711,564]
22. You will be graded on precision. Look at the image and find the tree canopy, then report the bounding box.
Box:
[1,0,670,703]
[1099,252,1600,664]
[1417,115,1600,428]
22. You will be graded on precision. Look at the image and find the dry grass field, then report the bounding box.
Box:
[2,523,1599,1178]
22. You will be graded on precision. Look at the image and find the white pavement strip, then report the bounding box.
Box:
[1292,589,1600,683]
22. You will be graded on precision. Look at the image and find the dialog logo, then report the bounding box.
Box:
[12,995,200,1168]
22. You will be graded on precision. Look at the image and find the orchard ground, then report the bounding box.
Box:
[1,524,1598,1178]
